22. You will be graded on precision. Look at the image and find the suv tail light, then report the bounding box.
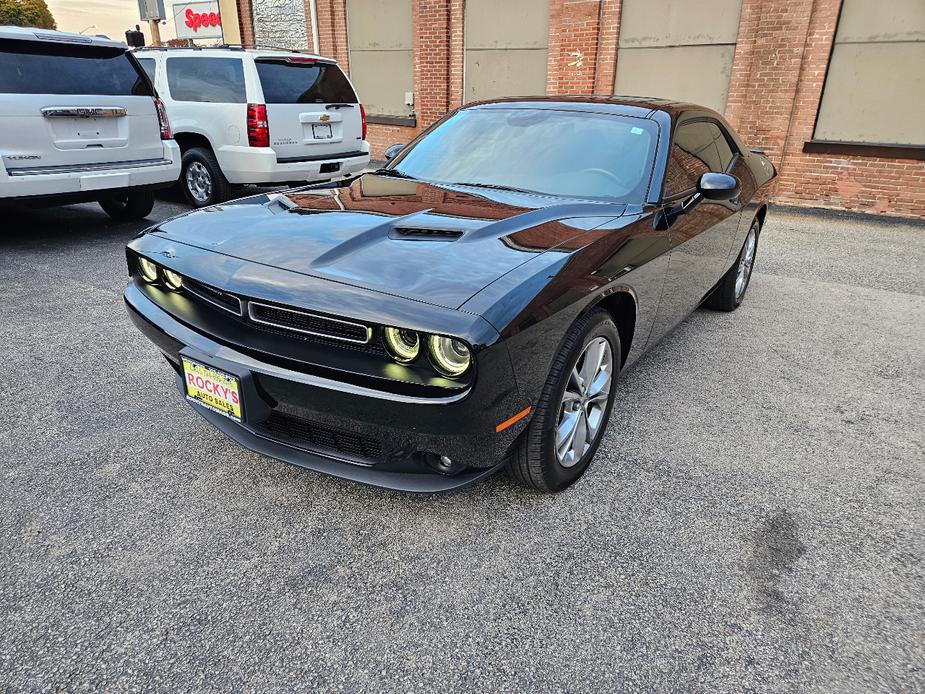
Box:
[360,103,367,141]
[247,103,270,147]
[153,97,171,140]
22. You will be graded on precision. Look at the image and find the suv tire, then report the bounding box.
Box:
[99,191,155,221]
[181,147,229,207]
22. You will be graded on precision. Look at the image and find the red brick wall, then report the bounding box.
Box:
[236,0,255,47]
[592,0,621,95]
[251,0,924,217]
[547,0,602,95]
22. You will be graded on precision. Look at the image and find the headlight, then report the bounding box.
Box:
[138,257,158,283]
[162,269,183,291]
[383,327,420,363]
[427,335,471,377]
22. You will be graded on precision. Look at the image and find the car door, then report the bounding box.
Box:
[252,56,365,163]
[648,118,744,340]
[0,36,163,175]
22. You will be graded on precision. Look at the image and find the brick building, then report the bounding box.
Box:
[233,0,925,218]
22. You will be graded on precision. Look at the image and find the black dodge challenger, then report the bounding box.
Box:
[125,96,775,493]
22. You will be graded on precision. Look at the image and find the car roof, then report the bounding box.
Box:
[464,95,718,120]
[0,25,124,49]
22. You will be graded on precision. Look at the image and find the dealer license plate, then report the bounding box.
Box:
[312,123,333,139]
[181,358,242,423]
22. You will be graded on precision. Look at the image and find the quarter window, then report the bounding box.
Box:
[136,56,156,83]
[166,57,246,103]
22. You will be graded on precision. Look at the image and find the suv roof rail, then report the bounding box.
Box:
[134,43,326,57]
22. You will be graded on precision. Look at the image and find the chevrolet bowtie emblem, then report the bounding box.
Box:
[319,114,331,122]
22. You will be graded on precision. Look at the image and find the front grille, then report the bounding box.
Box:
[248,301,371,344]
[180,278,381,351]
[263,412,383,463]
[185,279,243,315]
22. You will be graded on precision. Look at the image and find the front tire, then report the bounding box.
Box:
[705,217,760,311]
[98,191,155,221]
[181,146,229,207]
[509,309,620,492]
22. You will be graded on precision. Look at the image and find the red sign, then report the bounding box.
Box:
[184,7,221,32]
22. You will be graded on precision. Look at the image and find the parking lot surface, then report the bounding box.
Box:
[1,197,923,691]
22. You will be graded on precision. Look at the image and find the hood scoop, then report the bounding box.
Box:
[391,225,465,241]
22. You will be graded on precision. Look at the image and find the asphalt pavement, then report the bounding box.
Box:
[1,194,923,691]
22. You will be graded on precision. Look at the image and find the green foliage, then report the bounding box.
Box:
[0,0,58,30]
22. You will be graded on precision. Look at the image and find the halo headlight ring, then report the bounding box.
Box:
[162,268,183,291]
[427,335,472,378]
[383,327,421,363]
[138,256,159,283]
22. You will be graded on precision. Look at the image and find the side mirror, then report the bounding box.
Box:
[697,172,740,201]
[383,143,405,162]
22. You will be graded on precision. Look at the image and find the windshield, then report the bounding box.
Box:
[390,108,658,201]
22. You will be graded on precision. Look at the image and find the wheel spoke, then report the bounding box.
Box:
[585,404,604,438]
[556,409,581,459]
[571,412,588,457]
[580,339,605,391]
[587,367,611,399]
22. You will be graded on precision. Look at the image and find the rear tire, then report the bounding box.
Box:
[705,217,760,312]
[509,309,620,492]
[98,191,155,221]
[181,146,229,207]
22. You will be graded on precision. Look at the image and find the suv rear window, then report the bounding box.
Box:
[166,57,246,103]
[0,39,151,96]
[255,60,357,104]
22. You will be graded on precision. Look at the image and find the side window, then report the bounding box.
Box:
[136,57,156,84]
[709,122,736,172]
[166,57,246,103]
[665,121,738,197]
[666,123,711,196]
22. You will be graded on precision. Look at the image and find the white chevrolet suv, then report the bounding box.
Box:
[134,47,371,207]
[0,27,180,220]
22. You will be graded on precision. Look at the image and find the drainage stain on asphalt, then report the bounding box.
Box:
[749,510,807,616]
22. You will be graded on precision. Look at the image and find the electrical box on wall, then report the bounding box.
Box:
[404,92,414,107]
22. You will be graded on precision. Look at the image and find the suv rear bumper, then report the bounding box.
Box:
[217,145,371,184]
[0,141,180,200]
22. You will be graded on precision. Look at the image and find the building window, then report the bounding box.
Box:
[346,0,414,119]
[464,0,549,103]
[814,0,925,146]
[613,0,743,113]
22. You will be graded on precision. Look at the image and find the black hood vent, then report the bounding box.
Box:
[391,226,465,240]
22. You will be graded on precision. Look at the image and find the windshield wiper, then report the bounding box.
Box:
[444,181,539,195]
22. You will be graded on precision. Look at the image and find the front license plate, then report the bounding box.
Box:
[181,358,242,423]
[312,123,333,139]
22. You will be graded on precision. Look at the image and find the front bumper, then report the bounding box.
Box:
[217,145,371,185]
[124,283,532,492]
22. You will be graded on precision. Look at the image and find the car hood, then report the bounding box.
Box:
[153,174,627,310]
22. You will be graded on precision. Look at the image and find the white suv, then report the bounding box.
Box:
[134,47,371,207]
[0,27,180,220]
